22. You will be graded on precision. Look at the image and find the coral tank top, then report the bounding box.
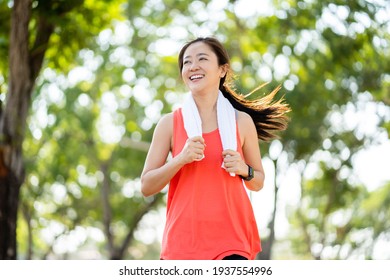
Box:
[160,109,261,260]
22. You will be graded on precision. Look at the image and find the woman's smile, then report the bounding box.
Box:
[189,74,205,81]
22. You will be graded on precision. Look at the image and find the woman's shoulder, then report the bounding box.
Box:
[236,110,254,126]
[161,111,174,121]
[157,112,174,129]
[151,112,175,144]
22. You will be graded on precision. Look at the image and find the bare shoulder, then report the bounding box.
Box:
[148,112,174,155]
[152,112,173,134]
[153,112,174,140]
[157,112,174,129]
[142,112,174,176]
[236,110,256,146]
[237,110,255,129]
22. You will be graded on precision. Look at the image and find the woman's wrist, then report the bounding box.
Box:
[240,164,254,181]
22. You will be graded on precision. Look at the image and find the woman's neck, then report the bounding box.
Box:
[192,89,219,114]
[191,89,219,132]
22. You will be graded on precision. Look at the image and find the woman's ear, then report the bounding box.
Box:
[220,64,228,78]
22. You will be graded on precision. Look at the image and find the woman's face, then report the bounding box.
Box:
[181,42,226,94]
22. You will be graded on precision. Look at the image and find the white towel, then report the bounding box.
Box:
[182,91,237,176]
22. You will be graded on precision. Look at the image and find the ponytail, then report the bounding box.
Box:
[220,82,290,142]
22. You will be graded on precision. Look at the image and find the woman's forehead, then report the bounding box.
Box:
[183,42,214,57]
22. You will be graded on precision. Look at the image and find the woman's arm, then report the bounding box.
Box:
[140,113,177,196]
[141,113,206,197]
[222,111,265,191]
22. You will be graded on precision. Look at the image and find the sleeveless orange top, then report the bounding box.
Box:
[160,109,261,260]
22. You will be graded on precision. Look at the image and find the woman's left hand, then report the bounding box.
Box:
[222,149,247,176]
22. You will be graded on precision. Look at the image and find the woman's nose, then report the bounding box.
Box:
[190,61,199,71]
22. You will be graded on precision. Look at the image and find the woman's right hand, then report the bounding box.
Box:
[178,136,206,165]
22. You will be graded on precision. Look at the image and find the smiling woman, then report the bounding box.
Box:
[180,43,226,100]
[140,37,290,260]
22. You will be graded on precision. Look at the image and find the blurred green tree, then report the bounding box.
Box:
[0,0,124,259]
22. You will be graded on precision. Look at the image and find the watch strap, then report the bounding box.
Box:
[240,164,254,181]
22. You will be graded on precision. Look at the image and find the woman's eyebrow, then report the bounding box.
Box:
[184,53,210,59]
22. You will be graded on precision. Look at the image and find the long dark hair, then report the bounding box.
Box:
[178,37,290,141]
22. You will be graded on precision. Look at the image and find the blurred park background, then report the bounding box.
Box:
[0,0,389,260]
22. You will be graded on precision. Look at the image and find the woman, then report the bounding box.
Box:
[141,37,289,260]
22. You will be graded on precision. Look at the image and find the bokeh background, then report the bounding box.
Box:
[0,0,389,260]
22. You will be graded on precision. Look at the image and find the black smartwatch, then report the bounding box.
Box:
[240,164,254,181]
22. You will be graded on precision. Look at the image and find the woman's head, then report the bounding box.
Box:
[178,37,290,141]
[178,37,232,90]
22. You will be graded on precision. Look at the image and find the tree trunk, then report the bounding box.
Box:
[0,0,33,260]
[0,0,53,259]
[100,159,164,260]
[21,201,33,259]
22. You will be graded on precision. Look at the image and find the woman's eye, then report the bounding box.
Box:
[183,60,191,65]
[199,57,207,61]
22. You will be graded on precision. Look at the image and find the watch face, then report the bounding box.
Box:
[248,165,254,180]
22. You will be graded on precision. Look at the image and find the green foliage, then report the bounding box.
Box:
[0,0,10,85]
